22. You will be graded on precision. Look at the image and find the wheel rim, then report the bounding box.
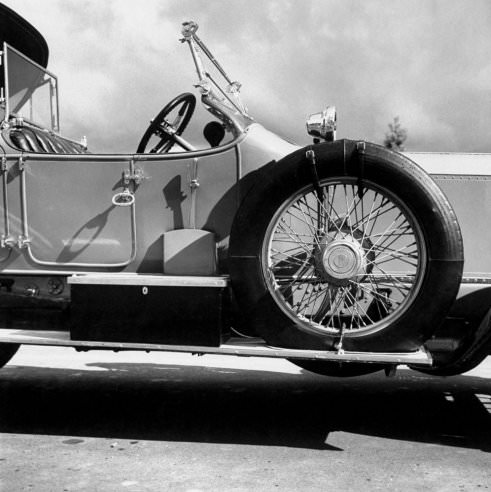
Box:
[262,177,427,337]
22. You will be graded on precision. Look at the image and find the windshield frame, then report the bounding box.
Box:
[180,21,254,134]
[1,42,60,132]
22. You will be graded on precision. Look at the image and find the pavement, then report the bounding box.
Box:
[1,346,490,491]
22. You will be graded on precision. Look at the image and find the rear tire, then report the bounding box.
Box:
[0,343,20,368]
[229,140,463,352]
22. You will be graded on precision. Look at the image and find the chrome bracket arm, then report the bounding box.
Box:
[180,20,248,116]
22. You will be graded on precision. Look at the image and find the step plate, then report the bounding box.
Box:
[0,329,433,366]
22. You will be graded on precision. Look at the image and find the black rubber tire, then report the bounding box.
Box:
[290,359,384,377]
[0,343,20,368]
[229,140,464,352]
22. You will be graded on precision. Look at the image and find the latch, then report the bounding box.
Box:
[112,188,135,207]
[189,158,199,228]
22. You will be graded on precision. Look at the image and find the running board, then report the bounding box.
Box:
[0,329,433,366]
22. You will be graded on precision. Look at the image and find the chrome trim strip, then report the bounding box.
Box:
[68,274,229,287]
[461,276,491,284]
[0,330,432,365]
[1,125,249,161]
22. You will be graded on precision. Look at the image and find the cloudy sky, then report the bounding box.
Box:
[3,0,491,153]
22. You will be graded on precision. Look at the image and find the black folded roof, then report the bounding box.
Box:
[0,2,48,67]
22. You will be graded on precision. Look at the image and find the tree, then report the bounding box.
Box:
[384,116,407,151]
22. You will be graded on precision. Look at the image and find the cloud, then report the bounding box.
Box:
[3,0,491,152]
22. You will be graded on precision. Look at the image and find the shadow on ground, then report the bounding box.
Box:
[1,361,490,451]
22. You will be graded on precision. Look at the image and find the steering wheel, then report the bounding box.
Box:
[137,93,196,153]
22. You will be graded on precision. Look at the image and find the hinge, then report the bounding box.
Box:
[18,156,26,171]
[17,235,31,249]
[123,167,145,186]
[0,235,15,249]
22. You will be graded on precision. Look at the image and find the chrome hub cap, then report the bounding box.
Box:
[317,237,367,286]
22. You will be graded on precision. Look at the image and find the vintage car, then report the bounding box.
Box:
[0,4,489,378]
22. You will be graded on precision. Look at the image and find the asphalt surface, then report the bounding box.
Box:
[1,346,490,491]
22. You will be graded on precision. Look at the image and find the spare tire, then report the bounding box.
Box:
[229,140,464,352]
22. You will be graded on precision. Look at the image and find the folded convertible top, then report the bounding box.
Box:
[0,2,48,67]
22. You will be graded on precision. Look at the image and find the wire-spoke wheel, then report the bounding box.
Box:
[263,177,425,339]
[229,140,463,357]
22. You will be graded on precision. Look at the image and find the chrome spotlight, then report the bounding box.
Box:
[306,106,337,142]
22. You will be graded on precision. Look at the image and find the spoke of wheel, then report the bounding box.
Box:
[351,184,364,236]
[274,226,317,243]
[355,198,397,238]
[292,198,324,247]
[316,287,336,326]
[294,284,311,315]
[285,264,317,298]
[302,285,321,323]
[348,185,364,231]
[364,212,408,258]
[359,192,379,244]
[365,226,413,240]
[284,206,321,247]
[299,192,333,233]
[271,241,313,258]
[292,200,319,234]
[343,285,370,328]
[366,242,419,269]
[270,249,310,270]
[370,215,412,253]
[350,193,383,229]
[366,195,389,234]
[270,245,310,263]
[316,185,344,234]
[271,238,317,245]
[369,275,412,305]
[370,263,413,296]
[322,287,348,328]
[299,195,320,233]
[344,185,355,236]
[350,279,401,310]
[301,284,337,318]
[276,274,312,282]
[373,251,419,269]
[294,270,320,314]
[365,277,392,320]
[276,220,314,254]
